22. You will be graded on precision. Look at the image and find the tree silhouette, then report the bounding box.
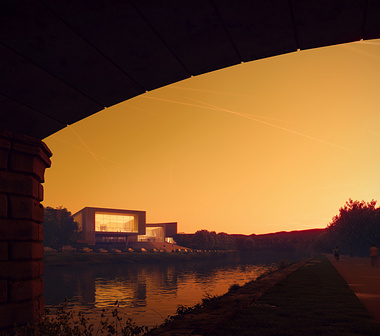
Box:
[323,199,380,256]
[42,206,79,248]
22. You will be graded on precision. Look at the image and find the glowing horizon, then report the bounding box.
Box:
[43,40,380,235]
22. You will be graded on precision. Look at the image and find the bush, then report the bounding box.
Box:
[11,301,148,336]
[228,283,241,291]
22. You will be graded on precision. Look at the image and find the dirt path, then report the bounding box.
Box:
[327,254,380,323]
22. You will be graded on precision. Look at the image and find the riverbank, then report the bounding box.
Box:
[146,255,380,335]
[43,250,236,266]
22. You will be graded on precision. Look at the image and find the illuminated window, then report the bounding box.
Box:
[95,236,127,243]
[95,213,138,233]
[138,227,164,242]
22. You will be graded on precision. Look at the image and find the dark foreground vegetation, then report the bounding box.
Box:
[7,302,148,336]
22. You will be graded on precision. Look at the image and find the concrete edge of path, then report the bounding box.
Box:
[326,254,380,324]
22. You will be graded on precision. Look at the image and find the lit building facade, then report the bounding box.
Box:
[72,207,178,246]
[73,207,146,245]
[138,223,177,244]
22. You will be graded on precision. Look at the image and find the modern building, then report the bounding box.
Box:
[72,207,177,246]
[138,222,177,244]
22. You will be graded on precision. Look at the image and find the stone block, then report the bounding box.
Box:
[38,183,44,202]
[9,278,44,302]
[0,129,13,142]
[9,154,49,183]
[0,242,7,261]
[38,223,44,242]
[0,260,43,280]
[10,136,52,183]
[0,130,12,170]
[8,195,44,223]
[0,220,42,241]
[0,149,8,170]
[0,171,41,200]
[0,300,36,329]
[0,194,7,218]
[9,242,44,260]
[0,280,7,303]
[36,295,44,315]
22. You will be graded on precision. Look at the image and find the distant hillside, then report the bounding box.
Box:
[233,228,325,253]
[175,228,325,253]
[233,228,325,240]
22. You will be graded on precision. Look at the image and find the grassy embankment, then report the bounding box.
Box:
[43,251,235,266]
[146,255,380,336]
[209,255,380,336]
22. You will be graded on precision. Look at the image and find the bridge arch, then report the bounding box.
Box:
[1,0,380,331]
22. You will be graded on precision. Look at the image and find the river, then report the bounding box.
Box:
[43,253,299,328]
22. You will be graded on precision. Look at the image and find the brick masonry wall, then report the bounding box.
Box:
[0,129,51,331]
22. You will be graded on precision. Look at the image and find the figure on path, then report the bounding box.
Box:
[333,246,340,261]
[370,244,378,267]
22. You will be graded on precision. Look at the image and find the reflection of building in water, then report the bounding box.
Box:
[73,207,177,246]
[45,263,181,313]
[94,279,145,308]
[93,266,180,308]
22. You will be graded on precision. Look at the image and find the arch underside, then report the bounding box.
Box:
[1,0,380,139]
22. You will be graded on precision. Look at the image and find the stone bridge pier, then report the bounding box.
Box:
[0,129,51,332]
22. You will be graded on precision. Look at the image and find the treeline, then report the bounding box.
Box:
[43,199,380,257]
[176,199,380,257]
[174,230,236,251]
[314,199,380,256]
[174,228,323,254]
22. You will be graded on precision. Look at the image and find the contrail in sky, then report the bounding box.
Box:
[170,85,247,97]
[53,136,126,169]
[67,124,108,172]
[190,98,354,152]
[58,125,172,188]
[343,43,380,61]
[143,95,353,152]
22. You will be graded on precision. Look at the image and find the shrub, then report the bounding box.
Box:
[11,301,148,336]
[228,283,241,291]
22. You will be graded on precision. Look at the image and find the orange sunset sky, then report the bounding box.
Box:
[43,39,380,235]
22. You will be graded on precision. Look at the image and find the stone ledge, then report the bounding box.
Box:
[0,260,43,281]
[0,171,42,201]
[7,195,44,223]
[0,296,43,330]
[8,242,44,260]
[0,220,43,242]
[8,278,44,303]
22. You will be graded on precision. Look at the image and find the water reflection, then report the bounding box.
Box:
[44,253,298,327]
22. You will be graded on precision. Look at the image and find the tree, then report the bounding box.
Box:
[42,206,79,248]
[214,232,236,250]
[242,237,256,251]
[193,230,215,250]
[324,199,380,256]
